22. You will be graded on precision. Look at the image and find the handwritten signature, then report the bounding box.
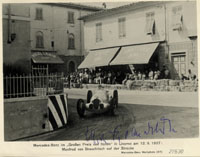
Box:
[85,117,177,144]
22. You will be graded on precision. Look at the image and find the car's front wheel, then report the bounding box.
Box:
[77,99,85,118]
[110,99,115,116]
[113,90,118,108]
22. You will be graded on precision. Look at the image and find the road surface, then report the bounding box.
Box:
[21,88,199,141]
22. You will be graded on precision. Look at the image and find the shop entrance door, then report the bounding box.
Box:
[69,61,75,73]
[171,53,186,78]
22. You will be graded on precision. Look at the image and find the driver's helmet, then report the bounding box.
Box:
[91,90,110,103]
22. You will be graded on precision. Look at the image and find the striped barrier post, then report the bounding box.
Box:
[47,94,68,131]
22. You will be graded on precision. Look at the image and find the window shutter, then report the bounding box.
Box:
[36,8,43,20]
[118,18,126,38]
[41,36,44,47]
[100,24,102,40]
[39,9,41,19]
[68,12,74,24]
[96,23,102,42]
[148,19,155,34]
[40,9,43,20]
[172,6,183,30]
[72,38,75,48]
[36,8,39,19]
[172,13,183,30]
[120,20,123,37]
[96,25,98,42]
[36,36,39,47]
[36,32,43,48]
[122,19,126,37]
[70,13,72,23]
[68,34,75,49]
[146,12,155,35]
[68,37,71,49]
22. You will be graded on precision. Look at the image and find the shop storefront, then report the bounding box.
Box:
[78,42,160,75]
[31,51,64,75]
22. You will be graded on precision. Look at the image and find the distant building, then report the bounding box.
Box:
[3,3,102,75]
[30,3,102,75]
[79,1,197,79]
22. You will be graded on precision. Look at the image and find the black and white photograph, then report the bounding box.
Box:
[1,0,199,156]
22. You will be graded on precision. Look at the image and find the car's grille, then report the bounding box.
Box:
[100,104,104,109]
[92,99,100,109]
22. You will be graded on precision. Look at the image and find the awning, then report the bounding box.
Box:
[32,52,64,64]
[110,42,159,65]
[78,47,119,69]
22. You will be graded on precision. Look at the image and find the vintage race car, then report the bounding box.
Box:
[77,89,118,117]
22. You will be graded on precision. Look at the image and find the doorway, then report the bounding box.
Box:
[69,61,75,73]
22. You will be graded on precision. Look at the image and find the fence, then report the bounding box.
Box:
[32,65,48,76]
[4,74,64,99]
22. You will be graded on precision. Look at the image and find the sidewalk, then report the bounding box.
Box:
[64,88,199,108]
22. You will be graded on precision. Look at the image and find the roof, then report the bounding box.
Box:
[42,3,103,12]
[79,1,168,21]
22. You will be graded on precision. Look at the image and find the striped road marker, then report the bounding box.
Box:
[47,94,68,131]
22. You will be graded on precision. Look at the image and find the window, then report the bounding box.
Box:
[96,23,102,42]
[145,12,155,35]
[35,8,43,20]
[171,52,186,77]
[118,17,126,38]
[68,12,74,24]
[172,6,183,30]
[68,33,75,49]
[36,31,44,48]
[51,41,54,48]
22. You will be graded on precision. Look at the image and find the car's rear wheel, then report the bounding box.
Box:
[77,99,85,118]
[113,90,118,108]
[87,90,93,103]
[110,99,115,116]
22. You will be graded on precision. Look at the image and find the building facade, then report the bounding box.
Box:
[80,1,197,79]
[3,3,102,75]
[3,4,31,75]
[30,3,101,75]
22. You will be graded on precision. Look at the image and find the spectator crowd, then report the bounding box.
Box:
[64,65,197,88]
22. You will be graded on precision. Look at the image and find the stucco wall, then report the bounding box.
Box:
[30,4,95,57]
[84,4,165,50]
[168,40,198,78]
[83,1,197,50]
[53,55,84,74]
[82,1,197,78]
[3,4,31,75]
[30,4,54,51]
[166,1,197,44]
[4,97,49,141]
[3,3,30,17]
